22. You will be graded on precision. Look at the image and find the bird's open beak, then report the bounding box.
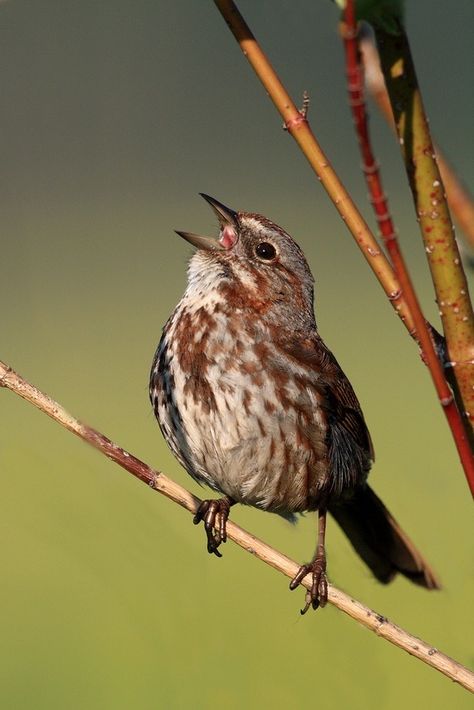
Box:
[175,194,238,251]
[174,230,225,251]
[200,193,238,226]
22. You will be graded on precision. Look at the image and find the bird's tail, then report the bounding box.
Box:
[329,485,440,589]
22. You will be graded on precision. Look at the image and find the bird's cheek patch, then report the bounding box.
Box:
[219,225,238,250]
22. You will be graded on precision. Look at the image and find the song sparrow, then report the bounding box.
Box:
[149,194,439,612]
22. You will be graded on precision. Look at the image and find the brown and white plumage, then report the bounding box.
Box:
[150,195,439,609]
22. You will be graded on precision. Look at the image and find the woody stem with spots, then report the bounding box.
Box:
[340,2,474,493]
[0,358,473,691]
[359,31,474,254]
[373,23,474,445]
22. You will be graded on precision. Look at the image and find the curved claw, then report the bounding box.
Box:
[290,556,328,614]
[193,497,233,557]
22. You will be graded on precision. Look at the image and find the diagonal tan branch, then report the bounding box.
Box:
[0,358,473,693]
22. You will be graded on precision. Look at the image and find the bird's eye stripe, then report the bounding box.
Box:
[255,242,276,260]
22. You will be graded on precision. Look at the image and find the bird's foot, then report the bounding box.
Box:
[193,497,233,558]
[289,555,328,614]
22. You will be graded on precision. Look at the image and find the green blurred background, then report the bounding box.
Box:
[1,1,473,708]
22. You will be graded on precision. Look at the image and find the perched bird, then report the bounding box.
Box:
[149,194,439,612]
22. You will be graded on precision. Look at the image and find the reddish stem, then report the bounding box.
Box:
[341,9,399,269]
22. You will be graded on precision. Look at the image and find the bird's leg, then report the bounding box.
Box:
[289,509,328,614]
[193,496,235,558]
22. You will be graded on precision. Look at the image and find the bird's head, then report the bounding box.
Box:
[176,194,315,326]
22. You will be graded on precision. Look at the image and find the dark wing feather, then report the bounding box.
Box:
[322,364,375,461]
[282,335,374,494]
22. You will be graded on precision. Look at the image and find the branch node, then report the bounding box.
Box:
[283,91,309,131]
[362,161,380,176]
[369,192,389,207]
[283,114,307,132]
[367,246,381,257]
[149,473,160,489]
[382,231,398,243]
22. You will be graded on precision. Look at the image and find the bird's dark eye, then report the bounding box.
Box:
[255,242,276,260]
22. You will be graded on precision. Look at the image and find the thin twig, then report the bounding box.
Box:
[212,0,474,491]
[1,358,473,692]
[340,3,474,495]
